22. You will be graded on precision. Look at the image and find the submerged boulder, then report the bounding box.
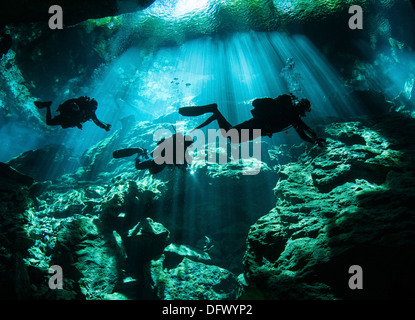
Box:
[41,216,126,299]
[124,217,171,273]
[150,243,240,300]
[7,144,80,181]
[0,161,34,188]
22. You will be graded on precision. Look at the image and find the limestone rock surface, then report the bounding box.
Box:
[243,114,415,299]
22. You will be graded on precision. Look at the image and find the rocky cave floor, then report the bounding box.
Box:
[1,107,415,300]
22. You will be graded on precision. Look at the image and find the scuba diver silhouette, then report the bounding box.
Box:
[35,96,111,131]
[179,94,325,146]
[113,132,194,174]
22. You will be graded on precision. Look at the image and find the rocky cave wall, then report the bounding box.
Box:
[243,114,415,299]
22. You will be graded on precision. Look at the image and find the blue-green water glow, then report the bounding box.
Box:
[57,31,366,159]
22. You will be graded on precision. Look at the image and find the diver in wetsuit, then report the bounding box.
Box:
[179,94,325,146]
[113,132,194,174]
[35,96,111,131]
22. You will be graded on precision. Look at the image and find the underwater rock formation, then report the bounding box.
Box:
[151,254,240,300]
[243,113,415,299]
[9,115,275,299]
[0,163,34,299]
[124,217,170,272]
[2,98,415,299]
[7,144,80,181]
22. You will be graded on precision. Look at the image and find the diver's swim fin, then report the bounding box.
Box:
[179,103,218,116]
[34,101,52,109]
[113,148,145,159]
[190,114,218,132]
